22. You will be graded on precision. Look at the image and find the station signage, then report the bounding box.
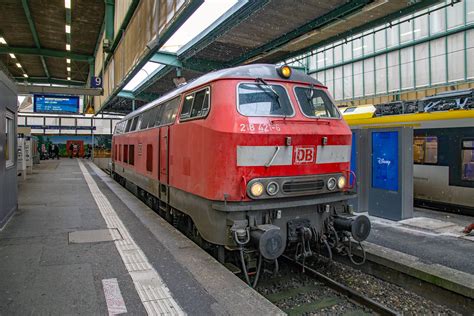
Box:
[91,76,102,88]
[34,94,80,114]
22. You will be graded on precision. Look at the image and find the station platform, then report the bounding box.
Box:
[366,208,474,274]
[0,159,282,315]
[355,208,474,309]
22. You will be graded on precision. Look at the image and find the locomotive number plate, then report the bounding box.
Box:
[239,123,281,133]
[294,146,315,164]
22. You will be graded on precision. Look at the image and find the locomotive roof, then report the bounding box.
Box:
[120,64,322,121]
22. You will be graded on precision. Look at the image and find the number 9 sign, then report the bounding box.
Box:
[91,76,103,88]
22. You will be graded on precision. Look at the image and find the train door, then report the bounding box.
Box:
[159,126,170,203]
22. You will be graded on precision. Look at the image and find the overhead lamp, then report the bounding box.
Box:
[65,24,71,33]
[16,63,22,68]
[65,0,71,9]
[67,66,71,71]
[66,44,71,51]
[23,74,28,78]
[9,53,16,58]
[0,37,6,44]
[67,76,71,80]
[66,58,71,64]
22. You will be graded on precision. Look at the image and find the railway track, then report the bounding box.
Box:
[255,255,398,316]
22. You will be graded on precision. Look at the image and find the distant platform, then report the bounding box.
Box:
[0,159,282,315]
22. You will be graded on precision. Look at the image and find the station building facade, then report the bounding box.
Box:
[289,0,474,105]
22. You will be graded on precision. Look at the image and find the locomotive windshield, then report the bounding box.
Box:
[238,83,293,117]
[295,87,340,118]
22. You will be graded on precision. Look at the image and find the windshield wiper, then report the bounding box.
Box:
[255,78,281,110]
[305,85,321,118]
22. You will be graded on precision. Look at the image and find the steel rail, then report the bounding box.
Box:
[281,255,399,316]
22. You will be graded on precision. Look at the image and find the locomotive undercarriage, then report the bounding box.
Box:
[112,170,371,288]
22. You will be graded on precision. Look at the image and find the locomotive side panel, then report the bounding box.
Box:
[113,129,161,196]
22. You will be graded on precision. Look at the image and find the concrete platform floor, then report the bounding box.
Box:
[364,208,474,274]
[0,159,281,315]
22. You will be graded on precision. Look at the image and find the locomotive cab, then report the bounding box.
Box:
[219,66,370,261]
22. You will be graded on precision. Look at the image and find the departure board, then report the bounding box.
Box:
[34,94,80,113]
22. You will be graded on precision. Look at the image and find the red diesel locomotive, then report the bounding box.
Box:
[112,64,370,277]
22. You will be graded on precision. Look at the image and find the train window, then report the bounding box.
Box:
[114,145,117,160]
[238,83,293,117]
[123,144,129,163]
[119,144,122,161]
[129,145,135,165]
[191,90,205,117]
[162,97,180,124]
[146,144,153,172]
[154,105,165,126]
[125,119,132,133]
[413,136,438,164]
[294,87,340,118]
[115,122,121,134]
[136,115,142,130]
[180,94,194,118]
[5,111,14,168]
[143,109,155,129]
[130,116,139,131]
[180,88,210,120]
[462,139,474,181]
[146,107,157,128]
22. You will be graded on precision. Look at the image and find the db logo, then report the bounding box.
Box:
[294,146,315,164]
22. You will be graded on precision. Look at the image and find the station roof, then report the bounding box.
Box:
[0,0,103,86]
[103,0,443,114]
[0,0,444,115]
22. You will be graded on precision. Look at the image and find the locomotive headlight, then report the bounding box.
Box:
[250,182,264,197]
[266,182,279,196]
[327,177,337,191]
[337,176,346,189]
[277,65,292,79]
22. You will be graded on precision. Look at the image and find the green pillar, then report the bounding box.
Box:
[105,0,115,46]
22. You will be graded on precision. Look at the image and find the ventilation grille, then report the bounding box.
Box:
[282,179,325,193]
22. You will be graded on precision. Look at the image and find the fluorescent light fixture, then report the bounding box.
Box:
[65,0,71,9]
[23,74,28,78]
[66,58,71,64]
[16,63,22,68]
[67,76,71,80]
[161,0,239,53]
[65,24,71,33]
[9,53,15,58]
[67,66,71,71]
[0,37,6,44]
[66,44,71,51]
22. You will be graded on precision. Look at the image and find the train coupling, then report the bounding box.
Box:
[333,215,371,242]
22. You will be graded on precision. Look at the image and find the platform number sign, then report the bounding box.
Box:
[91,76,102,88]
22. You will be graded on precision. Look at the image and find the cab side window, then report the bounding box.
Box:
[180,87,210,120]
